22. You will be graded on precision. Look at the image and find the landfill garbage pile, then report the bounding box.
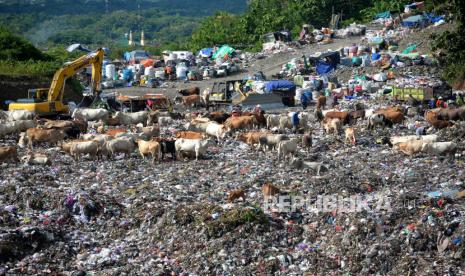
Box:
[0,105,464,275]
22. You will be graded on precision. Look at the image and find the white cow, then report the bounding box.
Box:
[277,139,298,160]
[205,123,229,141]
[114,111,149,125]
[69,141,99,161]
[0,120,36,137]
[72,108,109,122]
[175,138,214,160]
[422,142,457,155]
[0,110,35,121]
[104,138,135,158]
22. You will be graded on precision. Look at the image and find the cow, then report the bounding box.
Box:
[394,140,425,156]
[178,87,200,96]
[206,112,231,124]
[105,129,126,137]
[236,132,268,148]
[435,108,465,121]
[72,108,109,122]
[227,189,246,203]
[430,118,453,129]
[324,111,350,125]
[277,139,298,160]
[225,116,257,131]
[0,146,19,163]
[174,138,214,160]
[136,140,162,163]
[323,117,342,134]
[0,120,37,137]
[42,119,86,139]
[348,110,365,124]
[345,127,356,145]
[266,114,281,129]
[160,139,176,160]
[19,128,66,149]
[421,142,457,156]
[114,111,149,126]
[262,183,280,198]
[390,134,438,145]
[367,114,393,129]
[258,134,288,151]
[316,96,326,109]
[104,138,135,158]
[376,109,404,124]
[0,110,35,121]
[176,131,205,140]
[138,126,160,140]
[70,140,99,161]
[243,112,267,128]
[302,132,312,150]
[289,157,327,176]
[22,152,51,165]
[186,122,210,132]
[181,95,202,108]
[205,123,229,141]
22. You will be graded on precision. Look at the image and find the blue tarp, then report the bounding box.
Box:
[315,52,340,75]
[123,52,131,62]
[402,14,429,27]
[375,11,391,19]
[198,48,214,57]
[265,80,296,92]
[316,61,336,75]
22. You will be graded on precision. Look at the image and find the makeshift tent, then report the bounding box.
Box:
[212,45,235,60]
[198,48,214,58]
[312,52,340,75]
[402,14,429,28]
[265,80,296,93]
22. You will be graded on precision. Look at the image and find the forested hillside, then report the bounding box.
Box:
[0,0,247,46]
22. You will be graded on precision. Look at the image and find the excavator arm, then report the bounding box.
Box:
[48,48,104,102]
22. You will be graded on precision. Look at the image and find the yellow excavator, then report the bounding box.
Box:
[8,48,105,116]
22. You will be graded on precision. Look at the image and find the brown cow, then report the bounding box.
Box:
[21,128,66,149]
[243,111,266,128]
[227,189,246,203]
[106,129,126,136]
[225,116,257,131]
[348,110,365,123]
[435,108,465,121]
[178,87,200,96]
[182,95,201,108]
[324,111,349,125]
[316,96,326,109]
[376,109,404,124]
[175,131,205,139]
[262,183,280,197]
[0,146,19,163]
[235,132,268,147]
[206,112,231,124]
[302,132,312,150]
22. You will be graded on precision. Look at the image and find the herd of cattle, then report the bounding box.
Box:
[0,95,463,169]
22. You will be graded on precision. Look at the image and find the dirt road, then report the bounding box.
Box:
[105,36,364,101]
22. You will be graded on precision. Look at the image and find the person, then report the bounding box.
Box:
[291,112,300,132]
[428,97,436,109]
[253,104,262,114]
[456,94,464,106]
[300,93,308,110]
[135,69,141,82]
[332,95,339,108]
[436,97,447,108]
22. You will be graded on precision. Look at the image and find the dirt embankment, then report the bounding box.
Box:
[0,75,83,110]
